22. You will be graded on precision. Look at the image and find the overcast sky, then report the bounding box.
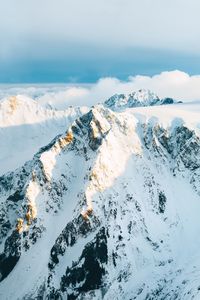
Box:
[0,0,200,82]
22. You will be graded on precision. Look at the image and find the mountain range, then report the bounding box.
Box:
[0,90,200,300]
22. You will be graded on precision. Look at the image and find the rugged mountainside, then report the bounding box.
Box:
[104,89,178,111]
[1,95,200,299]
[0,95,88,175]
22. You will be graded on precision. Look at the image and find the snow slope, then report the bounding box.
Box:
[1,98,200,299]
[0,95,88,175]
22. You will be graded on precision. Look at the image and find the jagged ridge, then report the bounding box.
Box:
[0,103,200,299]
[104,89,179,111]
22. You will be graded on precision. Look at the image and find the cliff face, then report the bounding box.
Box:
[1,98,200,299]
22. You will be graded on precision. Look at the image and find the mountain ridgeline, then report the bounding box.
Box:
[104,89,180,111]
[0,90,200,300]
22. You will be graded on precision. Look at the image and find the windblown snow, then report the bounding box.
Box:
[1,90,200,300]
[0,95,88,175]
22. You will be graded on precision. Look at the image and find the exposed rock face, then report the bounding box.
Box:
[0,231,21,282]
[104,89,178,111]
[1,102,200,299]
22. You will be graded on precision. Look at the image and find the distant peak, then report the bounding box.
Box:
[130,89,159,102]
[0,95,38,112]
[104,89,177,111]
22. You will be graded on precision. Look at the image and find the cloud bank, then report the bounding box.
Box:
[1,1,200,83]
[1,0,200,55]
[37,71,200,109]
[1,70,200,109]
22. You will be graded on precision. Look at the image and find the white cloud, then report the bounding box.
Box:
[38,87,90,109]
[1,70,200,109]
[36,70,200,109]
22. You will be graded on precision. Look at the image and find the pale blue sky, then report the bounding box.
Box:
[0,0,200,82]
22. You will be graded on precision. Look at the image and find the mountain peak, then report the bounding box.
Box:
[104,89,177,111]
[2,99,200,299]
[130,88,159,103]
[0,95,38,114]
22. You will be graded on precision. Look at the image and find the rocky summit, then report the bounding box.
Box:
[104,89,179,111]
[0,93,200,299]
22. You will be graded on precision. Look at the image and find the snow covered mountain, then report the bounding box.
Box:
[104,89,179,111]
[0,95,88,175]
[1,96,200,299]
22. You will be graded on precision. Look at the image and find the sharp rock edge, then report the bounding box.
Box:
[0,99,200,300]
[104,89,180,111]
